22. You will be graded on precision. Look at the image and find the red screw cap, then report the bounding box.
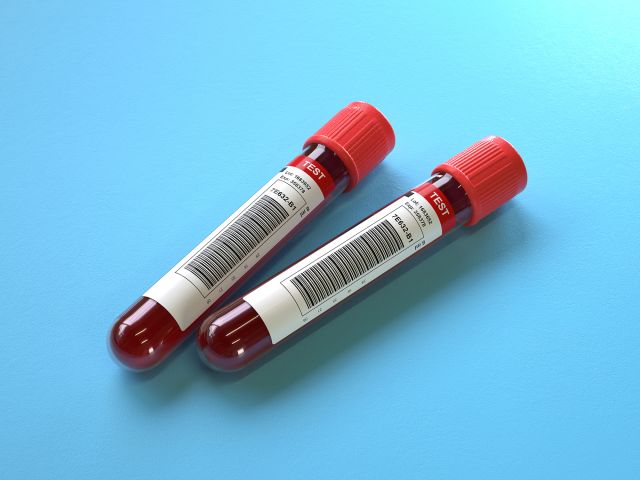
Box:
[304,101,395,191]
[433,136,527,225]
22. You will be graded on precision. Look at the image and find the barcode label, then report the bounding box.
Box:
[290,219,404,309]
[182,195,289,291]
[244,191,445,343]
[144,164,327,331]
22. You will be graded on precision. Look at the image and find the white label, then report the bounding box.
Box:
[244,191,443,343]
[144,166,326,330]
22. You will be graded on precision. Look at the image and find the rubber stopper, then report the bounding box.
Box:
[304,101,395,190]
[433,136,528,225]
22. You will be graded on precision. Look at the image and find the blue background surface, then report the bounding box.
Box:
[2,1,639,478]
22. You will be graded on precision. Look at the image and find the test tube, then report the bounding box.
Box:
[110,102,395,370]
[197,136,527,371]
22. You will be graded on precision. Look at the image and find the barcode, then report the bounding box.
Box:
[183,195,289,290]
[289,219,405,309]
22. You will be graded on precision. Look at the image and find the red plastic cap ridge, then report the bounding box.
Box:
[433,136,527,225]
[304,101,395,190]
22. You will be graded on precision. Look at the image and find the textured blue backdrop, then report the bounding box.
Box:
[2,1,639,478]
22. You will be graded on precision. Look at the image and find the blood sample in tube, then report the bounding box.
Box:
[110,102,395,370]
[197,136,527,371]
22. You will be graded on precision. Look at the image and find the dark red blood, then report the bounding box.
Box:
[197,172,472,372]
[110,144,349,370]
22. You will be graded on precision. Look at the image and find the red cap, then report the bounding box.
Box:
[433,136,527,225]
[304,101,395,190]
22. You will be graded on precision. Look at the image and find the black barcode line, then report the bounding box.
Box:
[289,219,405,310]
[183,195,289,290]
